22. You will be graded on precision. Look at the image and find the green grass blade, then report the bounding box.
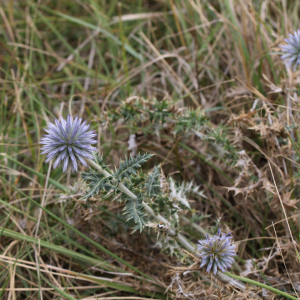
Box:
[0,227,112,269]
[0,199,116,269]
[225,272,299,300]
[39,5,141,59]
[0,175,155,281]
[1,154,68,192]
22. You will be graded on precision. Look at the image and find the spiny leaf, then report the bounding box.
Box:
[149,99,173,123]
[115,153,154,181]
[123,198,146,232]
[146,165,161,198]
[154,236,181,257]
[169,178,206,209]
[174,108,208,135]
[119,100,144,122]
[83,176,110,199]
[81,171,114,200]
[93,153,111,173]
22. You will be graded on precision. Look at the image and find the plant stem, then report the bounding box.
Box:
[181,216,207,237]
[85,158,248,291]
[225,272,299,300]
[216,272,246,290]
[85,158,195,252]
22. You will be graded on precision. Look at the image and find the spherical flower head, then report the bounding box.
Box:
[197,229,236,275]
[40,115,97,172]
[281,30,300,71]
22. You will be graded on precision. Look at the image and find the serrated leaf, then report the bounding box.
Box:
[146,165,161,198]
[82,176,109,199]
[81,171,114,200]
[123,198,146,232]
[169,178,206,209]
[115,153,154,181]
[92,153,111,173]
[81,174,96,181]
[174,108,208,135]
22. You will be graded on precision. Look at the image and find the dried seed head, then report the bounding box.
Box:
[40,115,97,172]
[197,229,236,275]
[281,30,300,71]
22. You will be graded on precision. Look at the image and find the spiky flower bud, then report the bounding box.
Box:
[281,30,300,70]
[40,115,97,172]
[197,229,236,275]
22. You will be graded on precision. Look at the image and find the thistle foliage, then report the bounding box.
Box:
[145,165,161,198]
[115,153,154,181]
[108,97,237,164]
[174,108,209,135]
[81,153,153,231]
[123,197,146,232]
[81,171,114,200]
[80,152,206,235]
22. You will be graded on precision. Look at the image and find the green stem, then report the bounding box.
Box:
[225,272,299,300]
[86,159,299,298]
[181,216,207,237]
[85,158,249,290]
[85,158,196,253]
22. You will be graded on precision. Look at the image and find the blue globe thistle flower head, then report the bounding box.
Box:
[40,115,97,172]
[281,30,300,71]
[197,229,236,275]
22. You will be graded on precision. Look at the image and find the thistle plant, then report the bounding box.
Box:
[40,115,97,172]
[197,229,236,275]
[38,114,299,299]
[281,29,300,70]
[108,98,238,165]
[39,115,239,279]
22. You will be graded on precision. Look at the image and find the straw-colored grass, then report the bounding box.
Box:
[1,0,300,299]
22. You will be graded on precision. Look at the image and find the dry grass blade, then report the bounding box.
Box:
[271,222,299,298]
[268,162,300,262]
[2,1,300,299]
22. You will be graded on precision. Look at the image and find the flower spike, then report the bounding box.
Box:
[197,230,236,275]
[40,115,97,172]
[281,30,300,70]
